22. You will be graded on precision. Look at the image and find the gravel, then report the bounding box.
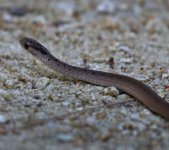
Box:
[0,0,169,150]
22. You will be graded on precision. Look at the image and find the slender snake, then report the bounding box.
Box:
[20,37,169,120]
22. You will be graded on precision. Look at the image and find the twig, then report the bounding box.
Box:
[22,99,134,128]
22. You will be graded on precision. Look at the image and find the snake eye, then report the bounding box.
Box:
[24,43,29,49]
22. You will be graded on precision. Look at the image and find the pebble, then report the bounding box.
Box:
[57,134,74,142]
[130,113,140,120]
[140,109,151,118]
[146,19,168,34]
[86,116,96,126]
[58,2,77,16]
[120,58,133,63]
[0,89,13,100]
[61,101,70,107]
[120,107,128,115]
[24,82,33,89]
[8,7,28,16]
[5,80,15,88]
[49,94,59,101]
[150,124,158,130]
[2,13,13,22]
[0,115,7,124]
[162,73,169,79]
[134,75,149,82]
[32,15,46,25]
[0,127,7,135]
[102,96,115,105]
[158,92,165,98]
[117,94,130,100]
[91,93,97,100]
[116,45,132,52]
[34,77,50,89]
[0,0,169,149]
[103,86,119,96]
[97,0,116,14]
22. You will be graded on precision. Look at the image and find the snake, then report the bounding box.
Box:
[19,37,169,120]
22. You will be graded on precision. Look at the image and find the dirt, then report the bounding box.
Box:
[0,0,169,150]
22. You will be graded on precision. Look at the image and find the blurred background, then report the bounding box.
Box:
[0,0,169,150]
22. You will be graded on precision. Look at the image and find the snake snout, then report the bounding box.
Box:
[20,38,30,49]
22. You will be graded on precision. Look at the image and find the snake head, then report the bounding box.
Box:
[20,37,49,55]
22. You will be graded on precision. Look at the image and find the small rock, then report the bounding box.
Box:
[158,92,165,98]
[2,13,13,22]
[24,82,33,89]
[5,80,15,88]
[116,44,132,52]
[162,73,169,79]
[8,7,28,16]
[134,75,149,81]
[146,19,168,34]
[117,94,130,100]
[137,123,146,132]
[57,134,74,142]
[130,113,140,120]
[120,107,128,114]
[91,93,97,100]
[0,89,13,100]
[49,94,59,101]
[150,124,158,130]
[120,58,133,63]
[0,127,7,135]
[103,86,119,96]
[61,101,70,107]
[58,2,77,16]
[35,77,50,89]
[140,109,151,118]
[96,112,107,120]
[33,15,46,25]
[97,0,116,14]
[0,89,8,95]
[0,115,7,124]
[86,116,96,126]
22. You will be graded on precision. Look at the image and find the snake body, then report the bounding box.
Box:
[20,37,169,120]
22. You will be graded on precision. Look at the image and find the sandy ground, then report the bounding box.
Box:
[0,0,169,150]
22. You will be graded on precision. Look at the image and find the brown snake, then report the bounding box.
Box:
[20,37,169,120]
